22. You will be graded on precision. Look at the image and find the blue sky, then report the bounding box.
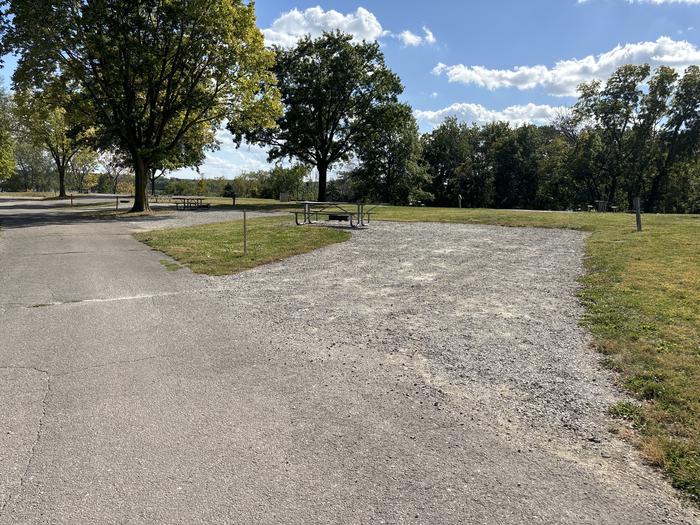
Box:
[3,1,700,179]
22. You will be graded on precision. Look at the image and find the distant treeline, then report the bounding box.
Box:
[338,65,700,213]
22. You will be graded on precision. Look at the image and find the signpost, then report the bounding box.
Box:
[243,209,248,256]
[634,196,642,232]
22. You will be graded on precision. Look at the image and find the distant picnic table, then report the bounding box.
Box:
[292,201,379,228]
[172,196,210,210]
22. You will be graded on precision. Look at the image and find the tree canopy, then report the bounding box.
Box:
[0,88,14,182]
[574,64,700,210]
[349,102,429,205]
[231,31,404,202]
[8,0,281,211]
[13,84,88,197]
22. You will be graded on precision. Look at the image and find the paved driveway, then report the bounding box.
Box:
[0,200,697,524]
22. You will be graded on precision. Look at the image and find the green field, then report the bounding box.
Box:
[136,199,700,500]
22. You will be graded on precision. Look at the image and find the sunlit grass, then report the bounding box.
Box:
[134,215,350,276]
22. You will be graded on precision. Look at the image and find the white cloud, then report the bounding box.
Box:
[398,30,423,47]
[263,7,387,47]
[415,102,567,128]
[262,7,436,48]
[397,27,437,47]
[433,36,700,97]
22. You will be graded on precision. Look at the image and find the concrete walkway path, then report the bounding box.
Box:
[0,200,697,524]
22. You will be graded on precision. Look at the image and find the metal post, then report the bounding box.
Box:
[243,209,248,255]
[458,195,463,209]
[116,195,119,210]
[634,196,642,232]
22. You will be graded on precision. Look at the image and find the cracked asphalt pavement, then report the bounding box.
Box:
[0,199,698,524]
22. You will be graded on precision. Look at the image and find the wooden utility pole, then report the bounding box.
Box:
[634,197,642,232]
[243,209,248,255]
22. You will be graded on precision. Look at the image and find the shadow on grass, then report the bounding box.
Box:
[0,207,174,230]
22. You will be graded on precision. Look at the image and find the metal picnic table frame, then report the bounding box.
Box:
[172,196,209,210]
[294,201,380,228]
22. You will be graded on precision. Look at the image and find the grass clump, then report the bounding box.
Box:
[159,259,183,272]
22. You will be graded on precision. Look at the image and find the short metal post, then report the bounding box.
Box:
[634,196,642,232]
[243,209,248,255]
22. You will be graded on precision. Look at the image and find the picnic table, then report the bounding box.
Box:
[172,196,210,210]
[292,201,379,228]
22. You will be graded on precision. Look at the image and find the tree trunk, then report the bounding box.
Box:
[317,161,328,202]
[58,165,67,198]
[131,156,151,213]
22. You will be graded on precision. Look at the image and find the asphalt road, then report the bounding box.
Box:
[0,200,697,524]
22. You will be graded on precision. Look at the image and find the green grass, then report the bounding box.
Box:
[159,259,183,272]
[134,215,350,276]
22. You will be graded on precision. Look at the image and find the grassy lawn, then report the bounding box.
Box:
[134,215,350,276]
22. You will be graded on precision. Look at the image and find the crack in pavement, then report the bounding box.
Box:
[24,292,187,309]
[11,286,244,310]
[6,248,148,258]
[0,355,168,519]
[54,353,173,378]
[0,366,50,520]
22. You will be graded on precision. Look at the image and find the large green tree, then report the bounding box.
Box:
[575,64,700,210]
[0,87,14,183]
[11,141,55,192]
[8,0,281,212]
[421,117,473,206]
[350,102,429,205]
[13,86,86,197]
[231,31,404,202]
[649,65,700,211]
[574,64,651,207]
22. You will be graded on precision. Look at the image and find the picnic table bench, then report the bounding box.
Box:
[152,194,174,204]
[172,196,211,210]
[292,201,378,228]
